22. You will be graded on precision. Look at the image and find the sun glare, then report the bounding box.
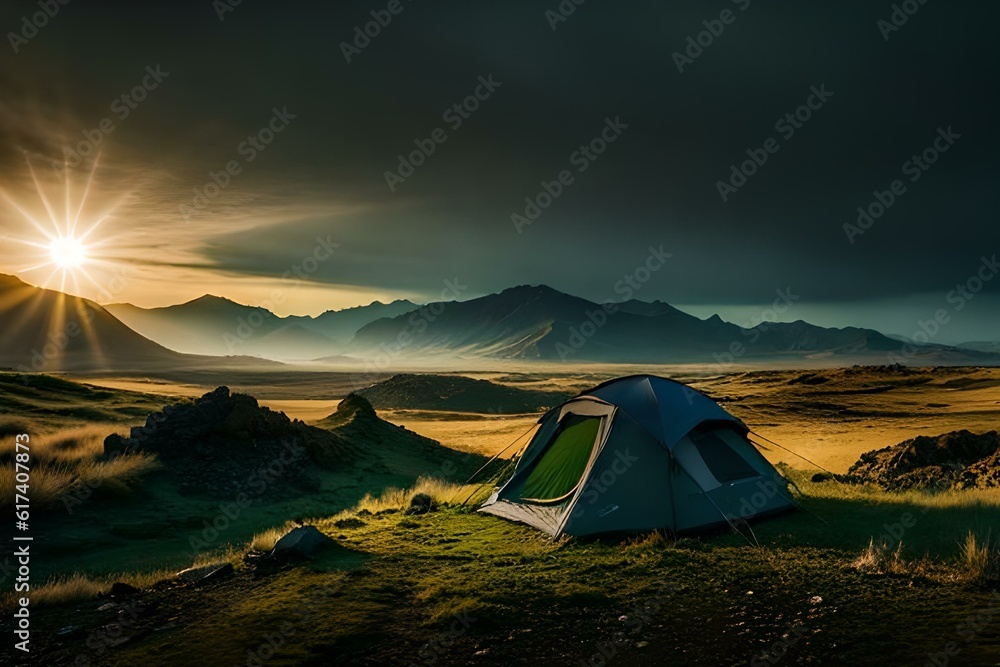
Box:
[1,152,118,294]
[49,235,88,269]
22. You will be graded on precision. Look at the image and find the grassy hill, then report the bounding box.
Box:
[0,374,485,587]
[355,373,571,413]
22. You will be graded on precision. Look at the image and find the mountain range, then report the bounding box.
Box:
[348,284,996,365]
[106,296,417,360]
[2,273,997,371]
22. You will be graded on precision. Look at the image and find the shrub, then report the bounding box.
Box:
[958,531,1000,587]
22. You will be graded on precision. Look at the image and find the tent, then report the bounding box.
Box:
[478,375,795,538]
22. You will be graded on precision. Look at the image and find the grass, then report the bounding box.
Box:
[959,530,1000,587]
[0,424,161,509]
[250,521,299,552]
[347,475,491,515]
[0,568,175,612]
[79,495,1000,666]
[852,538,914,576]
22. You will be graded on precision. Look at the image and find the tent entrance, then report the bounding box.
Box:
[517,414,602,504]
[688,428,759,483]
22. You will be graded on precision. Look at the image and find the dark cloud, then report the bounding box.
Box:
[0,0,997,337]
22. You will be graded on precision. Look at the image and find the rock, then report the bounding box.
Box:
[336,393,378,419]
[848,430,1000,490]
[176,562,234,584]
[270,525,336,562]
[109,582,140,597]
[103,433,130,457]
[99,386,358,498]
[405,493,434,515]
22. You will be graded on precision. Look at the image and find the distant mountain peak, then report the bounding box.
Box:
[183,294,244,307]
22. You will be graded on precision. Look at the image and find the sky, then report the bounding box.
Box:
[0,0,997,343]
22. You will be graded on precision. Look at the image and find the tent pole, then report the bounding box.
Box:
[748,431,837,477]
[456,423,539,506]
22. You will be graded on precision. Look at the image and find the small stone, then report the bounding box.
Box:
[405,493,434,515]
[110,582,140,597]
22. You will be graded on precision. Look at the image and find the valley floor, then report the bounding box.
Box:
[1,365,999,665]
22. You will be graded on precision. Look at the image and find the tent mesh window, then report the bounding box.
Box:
[518,414,600,504]
[690,428,758,483]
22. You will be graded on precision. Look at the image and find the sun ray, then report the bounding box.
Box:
[25,153,61,230]
[64,156,72,234]
[0,188,56,241]
[72,152,102,235]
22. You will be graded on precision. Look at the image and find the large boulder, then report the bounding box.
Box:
[269,526,336,562]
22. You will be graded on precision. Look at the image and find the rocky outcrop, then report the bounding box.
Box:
[847,430,1000,490]
[103,386,356,497]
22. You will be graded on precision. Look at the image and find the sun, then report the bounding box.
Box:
[1,151,119,294]
[49,235,88,269]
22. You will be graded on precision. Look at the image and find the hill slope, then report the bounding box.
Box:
[0,274,281,372]
[356,373,571,413]
[0,274,188,372]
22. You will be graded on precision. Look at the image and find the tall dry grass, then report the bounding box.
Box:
[0,424,160,509]
[959,531,1000,587]
[853,538,913,576]
[351,476,489,514]
[0,568,175,612]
